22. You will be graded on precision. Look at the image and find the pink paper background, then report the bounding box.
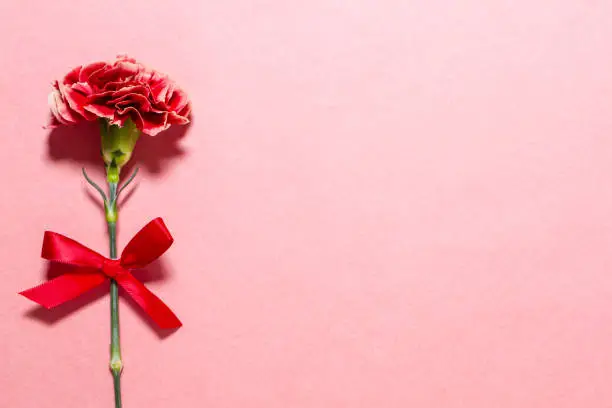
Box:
[2,1,612,407]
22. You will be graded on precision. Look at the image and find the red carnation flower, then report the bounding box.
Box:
[48,55,191,136]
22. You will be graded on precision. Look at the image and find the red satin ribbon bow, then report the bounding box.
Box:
[20,218,182,329]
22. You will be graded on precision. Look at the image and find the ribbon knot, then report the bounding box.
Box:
[20,218,182,329]
[102,259,125,279]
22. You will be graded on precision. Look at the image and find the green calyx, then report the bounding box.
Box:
[100,118,140,183]
[105,183,118,224]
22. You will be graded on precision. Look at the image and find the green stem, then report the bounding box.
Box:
[107,183,122,408]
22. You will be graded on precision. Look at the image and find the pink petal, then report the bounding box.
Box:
[79,61,107,82]
[48,88,79,124]
[63,66,81,84]
[151,79,173,104]
[109,85,149,99]
[139,111,170,136]
[178,101,192,118]
[72,82,93,95]
[166,87,189,112]
[83,103,115,120]
[60,85,96,120]
[167,111,190,125]
[112,93,152,112]
[115,54,138,64]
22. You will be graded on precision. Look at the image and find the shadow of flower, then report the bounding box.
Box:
[46,118,192,178]
[124,121,191,176]
[47,121,103,173]
[30,120,191,334]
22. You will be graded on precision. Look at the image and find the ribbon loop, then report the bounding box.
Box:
[120,218,173,269]
[20,218,182,329]
[42,231,106,269]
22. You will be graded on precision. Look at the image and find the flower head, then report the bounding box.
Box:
[48,55,191,136]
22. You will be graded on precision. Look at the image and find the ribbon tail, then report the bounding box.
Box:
[116,273,182,329]
[19,272,106,309]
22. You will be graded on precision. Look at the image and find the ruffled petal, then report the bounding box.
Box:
[83,103,115,120]
[48,87,79,124]
[79,61,106,82]
[47,55,190,134]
